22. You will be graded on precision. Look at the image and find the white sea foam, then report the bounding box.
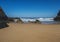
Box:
[21,18,54,22]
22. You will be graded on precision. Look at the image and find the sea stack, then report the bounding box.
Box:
[54,10,60,21]
[0,7,9,29]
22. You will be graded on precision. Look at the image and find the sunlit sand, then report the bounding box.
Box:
[0,23,60,42]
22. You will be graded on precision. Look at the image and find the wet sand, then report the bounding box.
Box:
[0,23,60,42]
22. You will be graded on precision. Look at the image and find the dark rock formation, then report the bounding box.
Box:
[28,19,41,24]
[0,7,9,29]
[8,17,23,23]
[34,20,41,24]
[54,10,60,21]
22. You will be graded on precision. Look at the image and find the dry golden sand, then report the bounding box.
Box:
[0,23,60,42]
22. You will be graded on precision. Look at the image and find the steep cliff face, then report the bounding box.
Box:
[54,10,60,21]
[0,7,8,21]
[0,7,9,29]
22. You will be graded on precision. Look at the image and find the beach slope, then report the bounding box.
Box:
[0,23,60,42]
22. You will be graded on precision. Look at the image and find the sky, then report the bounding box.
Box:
[0,0,60,18]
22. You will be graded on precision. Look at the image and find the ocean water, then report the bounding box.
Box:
[21,18,60,24]
[22,21,60,24]
[41,21,60,24]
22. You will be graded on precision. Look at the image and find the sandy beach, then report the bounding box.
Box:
[0,23,60,42]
